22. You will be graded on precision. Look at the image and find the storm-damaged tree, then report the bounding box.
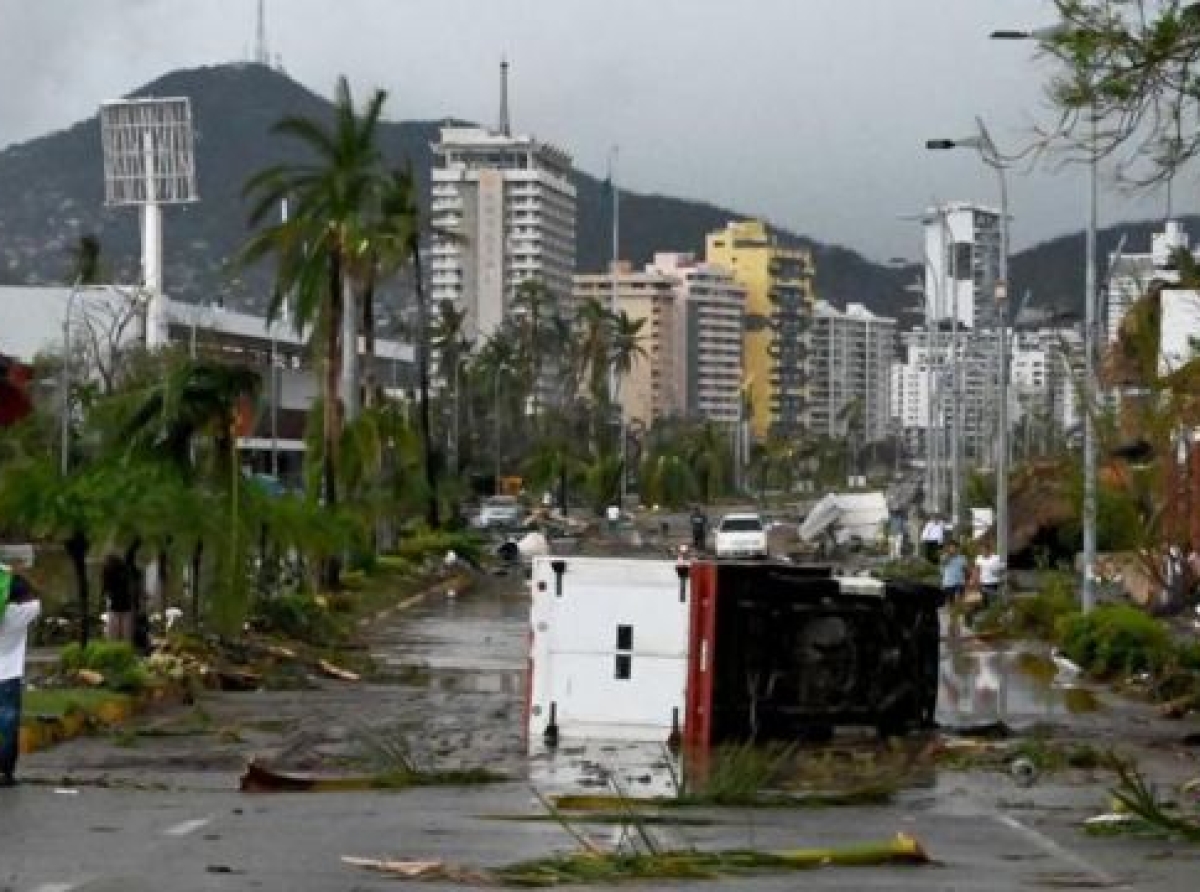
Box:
[1033,1,1200,185]
[241,76,388,581]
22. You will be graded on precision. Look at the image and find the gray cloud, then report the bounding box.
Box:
[0,0,1188,261]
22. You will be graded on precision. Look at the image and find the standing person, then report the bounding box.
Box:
[920,513,946,564]
[972,539,1004,610]
[940,540,968,606]
[887,510,907,559]
[690,506,708,552]
[1,567,41,787]
[101,553,132,642]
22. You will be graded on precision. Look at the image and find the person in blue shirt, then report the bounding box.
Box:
[940,540,968,604]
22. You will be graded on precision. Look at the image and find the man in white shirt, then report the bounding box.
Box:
[920,514,946,564]
[1,567,41,787]
[972,540,1005,609]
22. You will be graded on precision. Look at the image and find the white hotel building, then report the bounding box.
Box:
[807,301,896,444]
[429,126,576,344]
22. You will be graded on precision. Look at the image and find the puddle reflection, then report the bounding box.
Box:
[938,622,1102,725]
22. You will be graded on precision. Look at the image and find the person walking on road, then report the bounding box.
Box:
[972,539,1005,610]
[940,540,968,606]
[920,513,946,564]
[690,506,708,553]
[1,564,41,787]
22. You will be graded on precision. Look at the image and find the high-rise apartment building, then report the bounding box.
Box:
[647,253,745,426]
[808,302,896,444]
[922,203,1001,330]
[572,264,680,427]
[429,126,576,344]
[705,220,814,439]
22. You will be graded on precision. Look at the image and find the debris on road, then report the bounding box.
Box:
[317,659,360,682]
[238,757,503,793]
[342,834,931,885]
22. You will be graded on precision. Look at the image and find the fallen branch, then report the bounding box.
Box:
[342,834,930,885]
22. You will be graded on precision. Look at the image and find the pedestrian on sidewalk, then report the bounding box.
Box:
[887,510,907,559]
[1,565,41,787]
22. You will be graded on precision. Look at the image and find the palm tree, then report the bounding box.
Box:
[431,299,470,474]
[241,76,388,534]
[119,360,261,477]
[837,397,865,481]
[359,164,445,527]
[575,298,612,409]
[609,309,647,402]
[686,421,733,503]
[511,277,551,422]
[472,331,522,486]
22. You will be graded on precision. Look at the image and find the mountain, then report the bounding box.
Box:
[0,62,1177,326]
[1009,215,1200,320]
[0,63,911,318]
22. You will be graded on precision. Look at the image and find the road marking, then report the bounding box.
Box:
[164,816,213,837]
[30,883,79,892]
[994,813,1134,889]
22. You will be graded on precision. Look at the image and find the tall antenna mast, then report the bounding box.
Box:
[499,56,511,136]
[255,0,269,66]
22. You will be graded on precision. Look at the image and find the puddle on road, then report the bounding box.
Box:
[938,630,1103,727]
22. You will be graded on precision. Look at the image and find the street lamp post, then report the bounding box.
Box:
[926,117,1012,590]
[992,25,1098,611]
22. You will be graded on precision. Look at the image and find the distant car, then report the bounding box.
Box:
[473,495,525,529]
[714,513,768,559]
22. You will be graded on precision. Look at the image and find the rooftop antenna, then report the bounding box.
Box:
[499,56,511,136]
[255,0,269,66]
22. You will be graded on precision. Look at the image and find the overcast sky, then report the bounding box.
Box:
[0,0,1190,261]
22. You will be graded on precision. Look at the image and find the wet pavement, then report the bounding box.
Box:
[6,565,1200,890]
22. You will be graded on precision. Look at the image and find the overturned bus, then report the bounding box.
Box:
[527,557,941,749]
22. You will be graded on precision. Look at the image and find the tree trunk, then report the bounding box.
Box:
[191,539,203,630]
[361,264,377,410]
[65,530,90,648]
[323,253,344,588]
[412,242,440,528]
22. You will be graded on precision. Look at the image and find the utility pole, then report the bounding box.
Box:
[609,145,625,508]
[1081,106,1099,613]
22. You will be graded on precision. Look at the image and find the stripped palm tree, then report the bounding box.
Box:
[241,76,388,554]
[430,299,471,475]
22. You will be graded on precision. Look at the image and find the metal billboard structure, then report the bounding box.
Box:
[99,97,198,349]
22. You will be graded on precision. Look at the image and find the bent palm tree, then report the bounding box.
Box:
[374,165,441,527]
[241,75,388,536]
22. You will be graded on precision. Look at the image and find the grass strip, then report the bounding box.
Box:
[24,687,133,719]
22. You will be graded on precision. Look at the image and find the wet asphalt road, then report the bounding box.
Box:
[4,568,1200,891]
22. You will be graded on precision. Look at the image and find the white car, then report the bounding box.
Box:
[714,513,768,559]
[473,495,525,529]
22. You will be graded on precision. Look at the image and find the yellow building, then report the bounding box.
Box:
[705,220,815,440]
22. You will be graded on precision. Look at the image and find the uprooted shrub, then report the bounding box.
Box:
[250,593,348,646]
[1057,604,1174,679]
[392,529,484,567]
[974,573,1078,639]
[59,641,150,692]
